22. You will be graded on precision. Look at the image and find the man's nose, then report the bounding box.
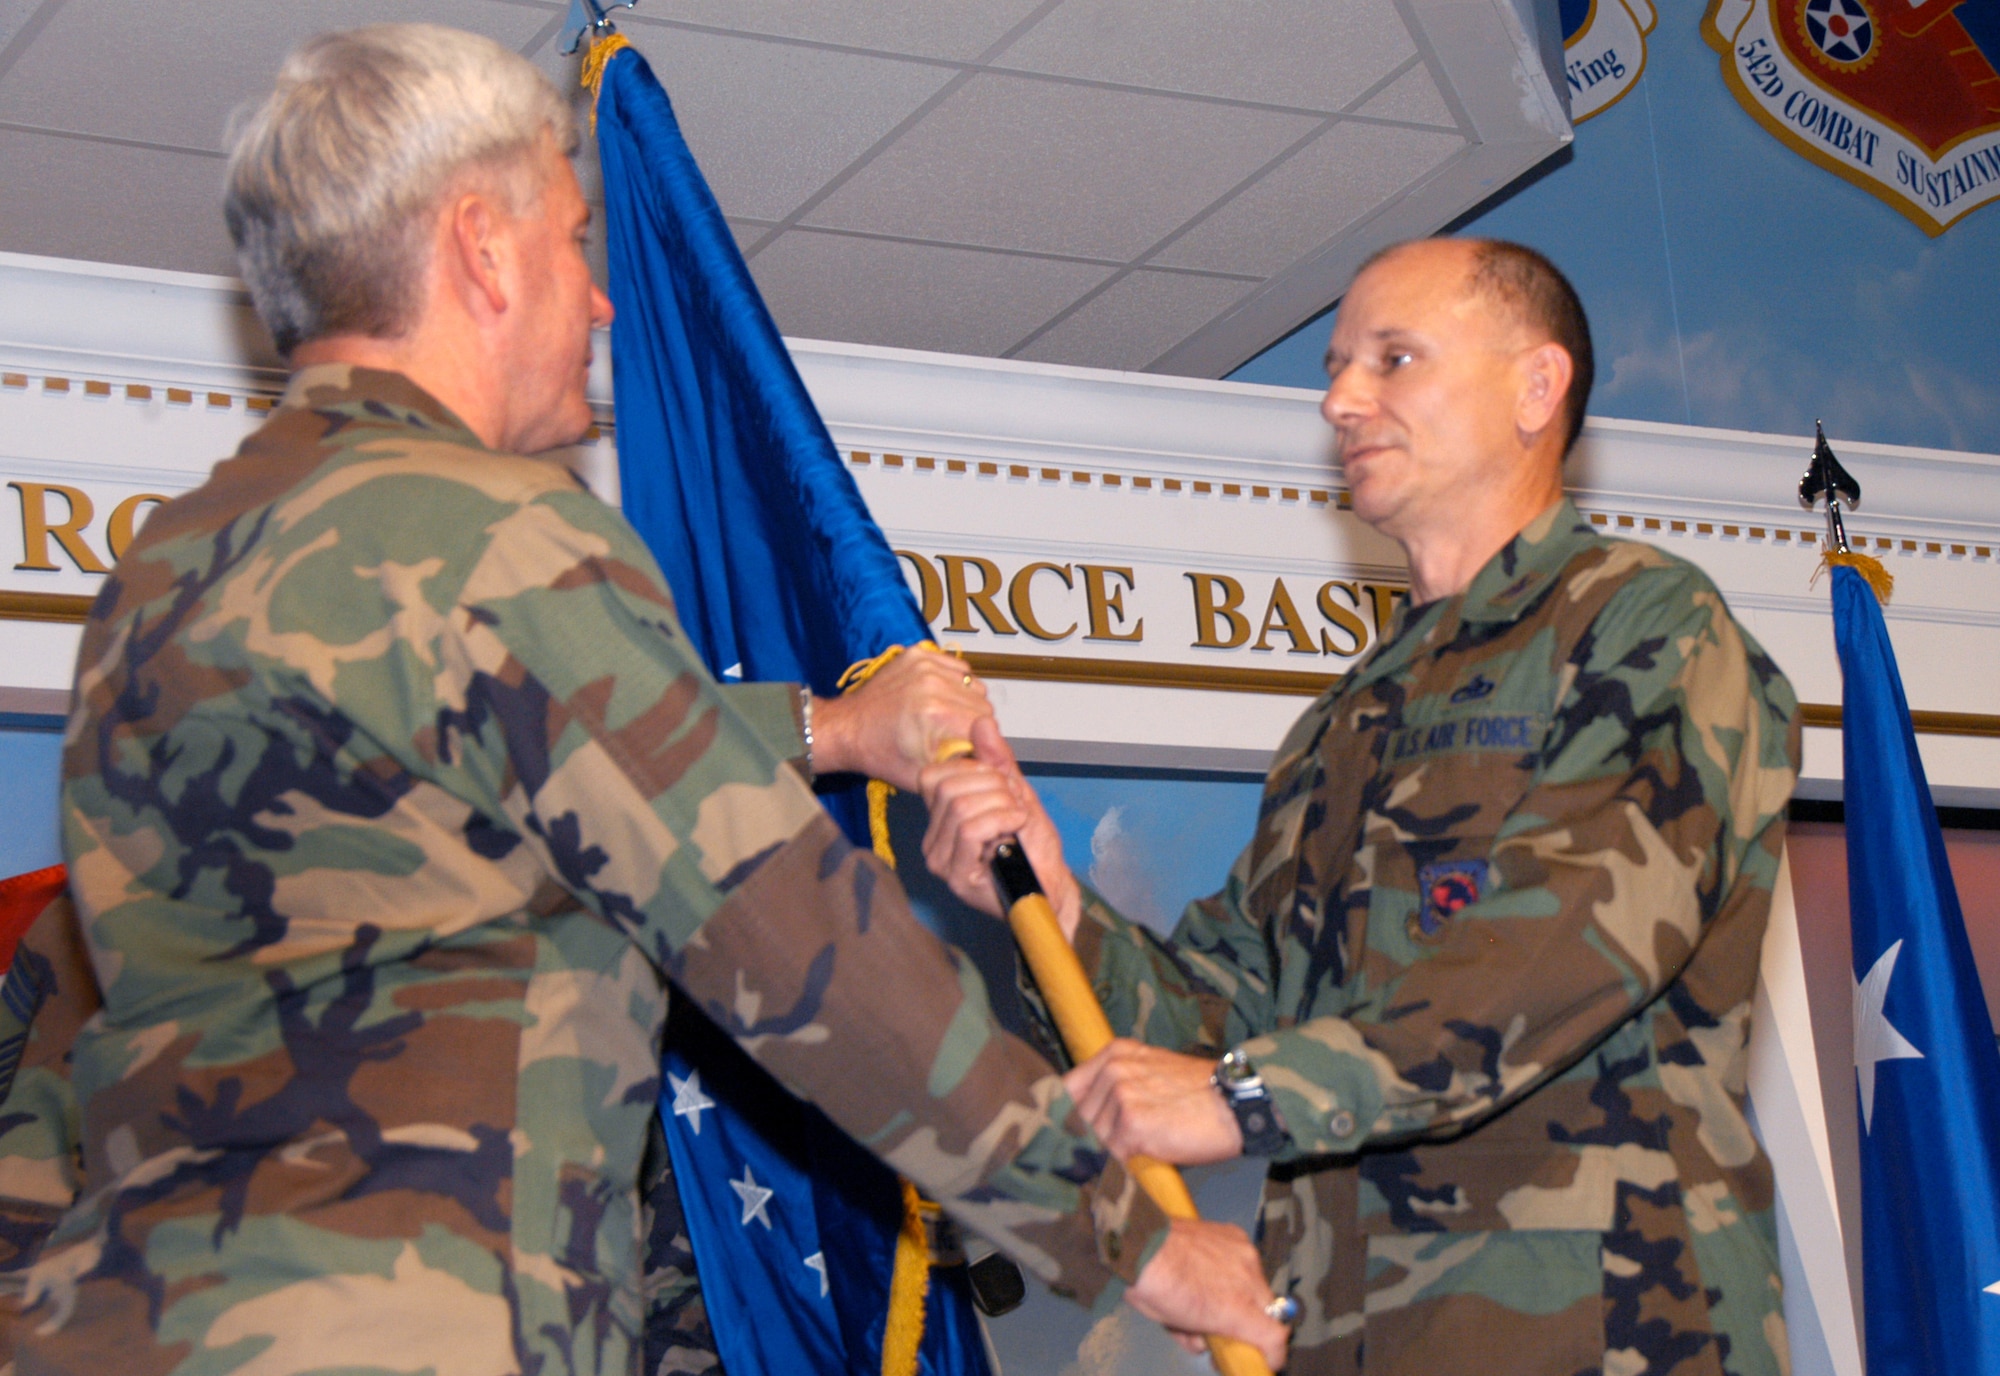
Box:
[1321,361,1372,428]
[591,282,615,330]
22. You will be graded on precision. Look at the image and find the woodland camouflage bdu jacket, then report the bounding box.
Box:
[1030,500,1803,1376]
[3,365,1166,1375]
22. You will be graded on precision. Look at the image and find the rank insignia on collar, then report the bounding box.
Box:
[1414,859,1489,938]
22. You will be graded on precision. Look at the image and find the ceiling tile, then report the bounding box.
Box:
[0,0,40,57]
[1150,120,1466,277]
[747,230,1112,356]
[728,218,774,253]
[610,0,1047,63]
[590,25,955,222]
[1012,269,1251,370]
[1354,61,1457,129]
[993,0,1415,111]
[0,129,237,275]
[802,73,1320,260]
[0,0,550,152]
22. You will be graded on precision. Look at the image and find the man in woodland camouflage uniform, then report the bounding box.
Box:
[0,25,1290,1375]
[924,238,1802,1375]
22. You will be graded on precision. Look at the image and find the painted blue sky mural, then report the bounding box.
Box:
[1232,5,2000,459]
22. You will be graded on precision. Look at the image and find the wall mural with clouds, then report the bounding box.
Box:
[1234,0,2000,459]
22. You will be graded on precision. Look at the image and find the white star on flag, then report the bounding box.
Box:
[805,1251,829,1297]
[669,1069,717,1135]
[1854,939,1925,1132]
[731,1165,774,1228]
[1986,1279,2000,1298]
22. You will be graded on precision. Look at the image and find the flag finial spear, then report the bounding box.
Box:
[561,0,636,56]
[1799,419,1862,554]
[1800,421,1893,603]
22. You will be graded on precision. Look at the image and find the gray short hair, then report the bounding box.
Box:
[225,24,573,356]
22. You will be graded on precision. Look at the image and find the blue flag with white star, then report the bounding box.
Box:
[1832,564,2000,1375]
[591,38,989,1376]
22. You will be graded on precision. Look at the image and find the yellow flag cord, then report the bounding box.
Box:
[834,642,964,1374]
[581,32,632,128]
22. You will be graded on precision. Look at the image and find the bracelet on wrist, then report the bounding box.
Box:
[799,685,815,781]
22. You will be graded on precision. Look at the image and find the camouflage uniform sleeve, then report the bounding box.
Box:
[1017,706,1335,1062]
[0,893,100,1363]
[441,485,1167,1304]
[1016,849,1276,1069]
[1240,567,1799,1158]
[715,681,806,770]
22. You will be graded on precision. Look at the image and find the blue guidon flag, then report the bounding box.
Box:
[586,33,990,1376]
[1830,563,2000,1374]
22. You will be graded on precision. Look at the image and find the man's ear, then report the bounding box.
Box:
[1516,341,1574,441]
[445,191,510,318]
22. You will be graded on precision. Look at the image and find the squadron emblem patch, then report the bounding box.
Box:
[1705,0,2000,232]
[1415,859,1489,938]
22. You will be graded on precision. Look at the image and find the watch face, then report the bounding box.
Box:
[1218,1055,1260,1092]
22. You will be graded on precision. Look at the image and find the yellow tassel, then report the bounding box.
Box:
[881,1179,934,1376]
[868,778,897,868]
[1813,549,1894,605]
[839,641,964,867]
[580,32,633,129]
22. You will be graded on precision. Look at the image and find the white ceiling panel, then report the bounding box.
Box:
[0,0,549,153]
[1152,120,1467,277]
[613,0,1049,64]
[993,0,1415,111]
[749,229,1112,357]
[727,218,771,254]
[0,0,1569,377]
[579,23,955,223]
[0,129,235,274]
[800,73,1320,260]
[0,0,41,55]
[1354,59,1458,129]
[1013,269,1252,370]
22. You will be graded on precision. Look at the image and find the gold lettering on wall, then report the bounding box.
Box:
[893,549,1408,662]
[1253,579,1316,655]
[107,493,169,561]
[11,481,109,574]
[938,555,1017,635]
[1009,562,1076,641]
[1317,580,1369,656]
[1079,565,1141,642]
[1187,573,1250,649]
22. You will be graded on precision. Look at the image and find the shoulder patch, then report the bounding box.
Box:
[1414,859,1489,938]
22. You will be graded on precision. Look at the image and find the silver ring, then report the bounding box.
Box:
[1264,1294,1299,1325]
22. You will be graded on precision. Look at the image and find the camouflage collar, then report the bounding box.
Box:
[279,364,486,448]
[1338,499,1596,698]
[1450,498,1598,628]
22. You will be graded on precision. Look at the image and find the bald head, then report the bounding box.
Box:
[1357,238,1594,454]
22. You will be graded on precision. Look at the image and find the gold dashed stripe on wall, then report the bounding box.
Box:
[836,450,1995,563]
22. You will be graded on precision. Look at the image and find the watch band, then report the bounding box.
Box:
[1213,1048,1287,1156]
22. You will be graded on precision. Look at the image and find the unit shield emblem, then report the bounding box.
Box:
[1706,0,2000,232]
[1561,0,1658,122]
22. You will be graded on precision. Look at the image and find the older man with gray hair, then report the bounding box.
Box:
[7,23,1287,1375]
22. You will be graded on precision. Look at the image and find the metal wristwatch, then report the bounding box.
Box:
[1213,1048,1287,1156]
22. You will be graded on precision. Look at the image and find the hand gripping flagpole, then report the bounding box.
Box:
[934,740,1275,1376]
